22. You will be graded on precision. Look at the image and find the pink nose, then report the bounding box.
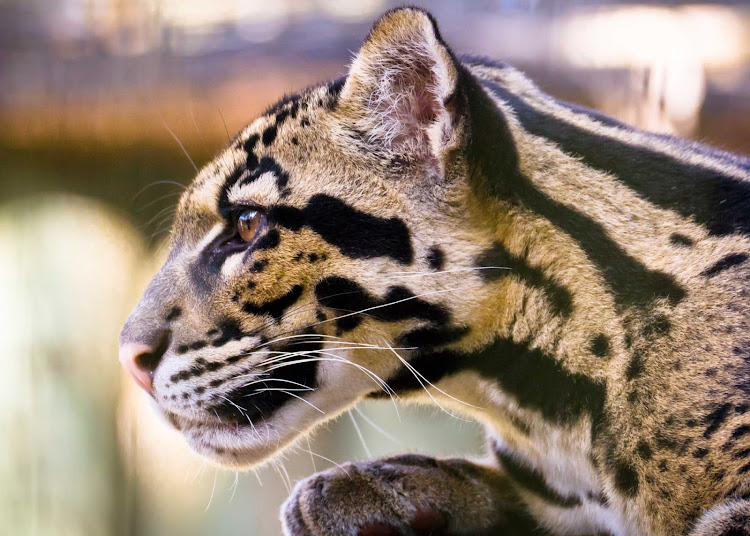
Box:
[119,342,164,394]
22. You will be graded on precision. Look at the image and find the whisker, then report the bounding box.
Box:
[132,180,186,201]
[305,436,317,473]
[384,342,478,418]
[204,469,218,512]
[354,406,402,444]
[297,447,350,477]
[348,410,372,458]
[161,115,198,172]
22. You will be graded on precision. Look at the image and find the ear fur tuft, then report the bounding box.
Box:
[340,8,462,167]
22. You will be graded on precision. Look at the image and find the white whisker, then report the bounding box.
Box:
[348,410,372,458]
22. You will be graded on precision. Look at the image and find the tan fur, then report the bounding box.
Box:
[121,8,750,535]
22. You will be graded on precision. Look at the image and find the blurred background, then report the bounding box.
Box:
[1,1,748,535]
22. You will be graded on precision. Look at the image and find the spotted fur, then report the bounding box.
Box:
[120,8,750,535]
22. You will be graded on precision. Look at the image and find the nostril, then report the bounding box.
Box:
[119,330,171,394]
[135,330,171,374]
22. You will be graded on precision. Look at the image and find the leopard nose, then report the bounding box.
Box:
[119,334,168,394]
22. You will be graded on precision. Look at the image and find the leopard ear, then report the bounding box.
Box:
[339,8,463,170]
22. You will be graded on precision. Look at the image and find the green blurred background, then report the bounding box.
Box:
[1,1,748,535]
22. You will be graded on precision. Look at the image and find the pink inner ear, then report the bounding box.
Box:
[386,60,444,155]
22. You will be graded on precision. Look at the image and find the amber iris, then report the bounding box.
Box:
[236,209,264,243]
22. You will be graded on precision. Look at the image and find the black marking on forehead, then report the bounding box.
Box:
[494,446,582,508]
[426,246,445,271]
[466,74,687,310]
[315,276,448,334]
[482,77,750,238]
[372,336,606,429]
[242,284,303,323]
[238,157,290,196]
[476,242,573,317]
[701,253,748,278]
[269,194,413,264]
[262,125,278,146]
[243,134,260,169]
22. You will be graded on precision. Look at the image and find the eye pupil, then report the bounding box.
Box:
[236,209,263,242]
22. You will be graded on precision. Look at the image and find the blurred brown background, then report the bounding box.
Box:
[1,1,748,535]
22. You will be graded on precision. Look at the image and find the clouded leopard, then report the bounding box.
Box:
[119,7,750,535]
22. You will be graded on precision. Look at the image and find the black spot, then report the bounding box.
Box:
[176,344,189,354]
[315,309,326,322]
[243,285,304,323]
[426,246,445,271]
[397,326,470,349]
[189,341,207,351]
[495,447,581,508]
[733,448,750,460]
[255,229,280,251]
[269,194,413,264]
[612,459,639,496]
[658,460,668,472]
[704,403,733,438]
[308,253,318,262]
[590,334,610,358]
[195,386,206,395]
[463,72,687,311]
[701,253,749,278]
[211,319,247,348]
[300,118,310,128]
[669,233,694,247]
[636,441,652,460]
[642,315,671,337]
[251,259,268,272]
[247,281,256,289]
[293,252,304,262]
[693,447,709,458]
[206,329,219,336]
[733,425,750,440]
[262,124,278,145]
[473,65,750,238]
[315,277,449,334]
[291,137,299,145]
[475,242,573,317]
[625,352,645,381]
[165,307,182,322]
[375,337,606,430]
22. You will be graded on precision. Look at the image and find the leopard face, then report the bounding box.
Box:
[120,10,498,468]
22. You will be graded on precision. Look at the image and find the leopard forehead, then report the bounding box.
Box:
[171,76,434,247]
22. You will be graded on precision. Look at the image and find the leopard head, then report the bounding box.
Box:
[119,8,509,467]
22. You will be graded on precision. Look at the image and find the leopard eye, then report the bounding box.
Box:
[236,209,264,243]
